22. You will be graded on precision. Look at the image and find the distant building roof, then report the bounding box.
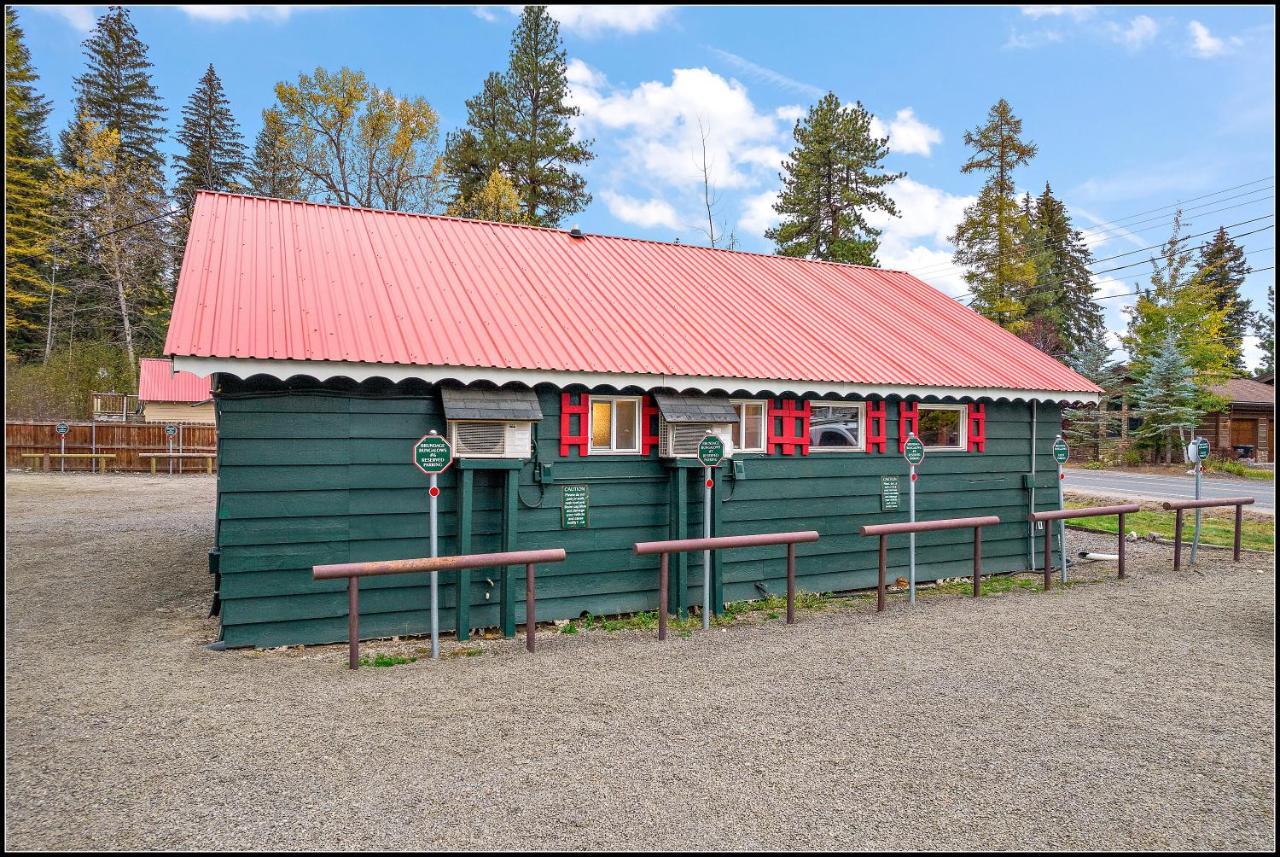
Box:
[138,357,211,403]
[1210,377,1276,406]
[165,191,1102,403]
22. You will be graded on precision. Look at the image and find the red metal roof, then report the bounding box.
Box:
[165,191,1100,396]
[138,357,211,403]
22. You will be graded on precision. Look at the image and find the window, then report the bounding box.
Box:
[917,404,965,450]
[809,402,865,452]
[589,396,641,454]
[731,400,766,453]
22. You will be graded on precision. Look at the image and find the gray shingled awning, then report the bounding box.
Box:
[440,386,543,421]
[652,392,736,423]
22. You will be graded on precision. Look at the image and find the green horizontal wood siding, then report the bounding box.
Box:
[214,376,1063,648]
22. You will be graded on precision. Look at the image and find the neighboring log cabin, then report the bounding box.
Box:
[165,191,1101,648]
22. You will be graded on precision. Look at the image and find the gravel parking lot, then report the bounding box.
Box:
[5,471,1275,850]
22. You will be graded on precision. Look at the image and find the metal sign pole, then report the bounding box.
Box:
[60,432,65,472]
[908,463,917,604]
[703,465,712,630]
[1058,462,1068,583]
[430,470,440,659]
[1191,446,1202,566]
[91,422,97,473]
[178,424,184,475]
[168,433,173,475]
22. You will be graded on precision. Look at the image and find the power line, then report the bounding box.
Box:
[1089,220,1274,277]
[1087,221,1274,266]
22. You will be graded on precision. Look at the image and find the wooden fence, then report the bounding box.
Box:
[6,420,217,473]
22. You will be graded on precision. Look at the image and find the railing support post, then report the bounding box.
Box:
[1173,509,1184,570]
[1117,511,1126,579]
[786,542,796,624]
[348,577,359,671]
[1042,521,1052,591]
[658,553,669,642]
[525,563,536,653]
[877,535,887,613]
[973,526,983,597]
[1234,504,1243,562]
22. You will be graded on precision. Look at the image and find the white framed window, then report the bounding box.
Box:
[809,402,866,452]
[589,396,642,454]
[731,400,767,453]
[917,403,966,450]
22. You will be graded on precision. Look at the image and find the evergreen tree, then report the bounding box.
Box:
[1195,226,1252,373]
[1027,183,1104,355]
[246,109,303,199]
[1062,338,1122,460]
[1132,330,1203,464]
[1255,285,1274,377]
[445,7,592,226]
[4,8,57,359]
[173,65,245,260]
[949,99,1038,332]
[765,93,904,265]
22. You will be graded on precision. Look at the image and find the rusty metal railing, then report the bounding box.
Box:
[1160,497,1256,568]
[313,548,568,668]
[1029,503,1140,582]
[632,531,820,640]
[859,516,1001,609]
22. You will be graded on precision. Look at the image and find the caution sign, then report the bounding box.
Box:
[881,475,901,512]
[561,485,589,529]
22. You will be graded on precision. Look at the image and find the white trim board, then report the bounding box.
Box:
[171,356,1102,405]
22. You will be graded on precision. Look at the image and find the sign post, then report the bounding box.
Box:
[1052,436,1070,583]
[697,431,725,629]
[165,424,177,475]
[1186,436,1209,565]
[413,431,454,658]
[903,433,925,604]
[56,422,68,472]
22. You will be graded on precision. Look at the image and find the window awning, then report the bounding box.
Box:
[652,392,736,423]
[440,387,543,421]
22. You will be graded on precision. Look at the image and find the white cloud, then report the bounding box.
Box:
[32,5,97,32]
[1108,15,1159,50]
[1188,21,1240,59]
[737,190,780,237]
[177,6,317,24]
[707,47,826,100]
[546,6,674,37]
[867,178,977,296]
[1004,29,1065,50]
[870,108,943,157]
[1020,6,1096,21]
[472,7,499,23]
[601,191,683,231]
[1242,335,1264,373]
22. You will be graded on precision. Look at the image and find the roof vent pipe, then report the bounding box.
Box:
[569,224,584,239]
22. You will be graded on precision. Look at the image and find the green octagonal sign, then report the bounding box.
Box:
[903,434,925,466]
[413,433,453,475]
[1196,437,1210,461]
[1052,437,1069,464]
[698,434,725,468]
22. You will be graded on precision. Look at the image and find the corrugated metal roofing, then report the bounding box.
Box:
[165,191,1101,396]
[137,357,211,403]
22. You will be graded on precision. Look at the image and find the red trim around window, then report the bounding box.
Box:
[560,392,590,457]
[767,398,811,455]
[967,402,986,452]
[866,400,887,453]
[898,401,919,452]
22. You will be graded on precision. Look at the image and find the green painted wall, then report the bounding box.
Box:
[213,377,1064,648]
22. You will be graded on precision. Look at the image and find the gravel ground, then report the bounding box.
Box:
[4,472,1275,851]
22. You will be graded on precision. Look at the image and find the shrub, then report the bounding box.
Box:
[4,342,136,420]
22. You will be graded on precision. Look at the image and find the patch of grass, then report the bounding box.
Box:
[559,622,580,635]
[922,573,1042,598]
[358,652,417,668]
[445,646,484,658]
[1205,459,1273,480]
[1065,502,1274,552]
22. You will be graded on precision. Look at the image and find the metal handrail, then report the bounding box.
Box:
[313,547,568,668]
[860,516,1001,608]
[1030,504,1140,581]
[1160,497,1256,567]
[632,530,820,640]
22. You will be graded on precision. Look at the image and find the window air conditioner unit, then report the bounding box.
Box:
[448,421,534,459]
[658,422,734,459]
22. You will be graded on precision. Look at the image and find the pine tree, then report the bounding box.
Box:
[1195,227,1252,373]
[246,109,303,199]
[4,8,57,360]
[765,93,904,265]
[1062,338,1122,460]
[1027,183,1104,355]
[1132,330,1203,464]
[444,10,592,226]
[1255,285,1275,377]
[172,64,245,262]
[949,99,1038,332]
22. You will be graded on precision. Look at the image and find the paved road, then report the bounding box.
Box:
[1064,467,1275,512]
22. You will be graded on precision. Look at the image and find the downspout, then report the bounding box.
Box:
[1028,400,1038,570]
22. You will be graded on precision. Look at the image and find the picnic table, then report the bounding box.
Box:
[139,451,217,474]
[20,453,115,473]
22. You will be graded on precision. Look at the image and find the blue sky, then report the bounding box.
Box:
[16,5,1277,368]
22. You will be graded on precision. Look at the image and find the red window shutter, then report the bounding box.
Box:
[640,396,660,455]
[767,398,811,456]
[968,402,987,452]
[866,400,887,453]
[898,401,919,452]
[560,392,590,457]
